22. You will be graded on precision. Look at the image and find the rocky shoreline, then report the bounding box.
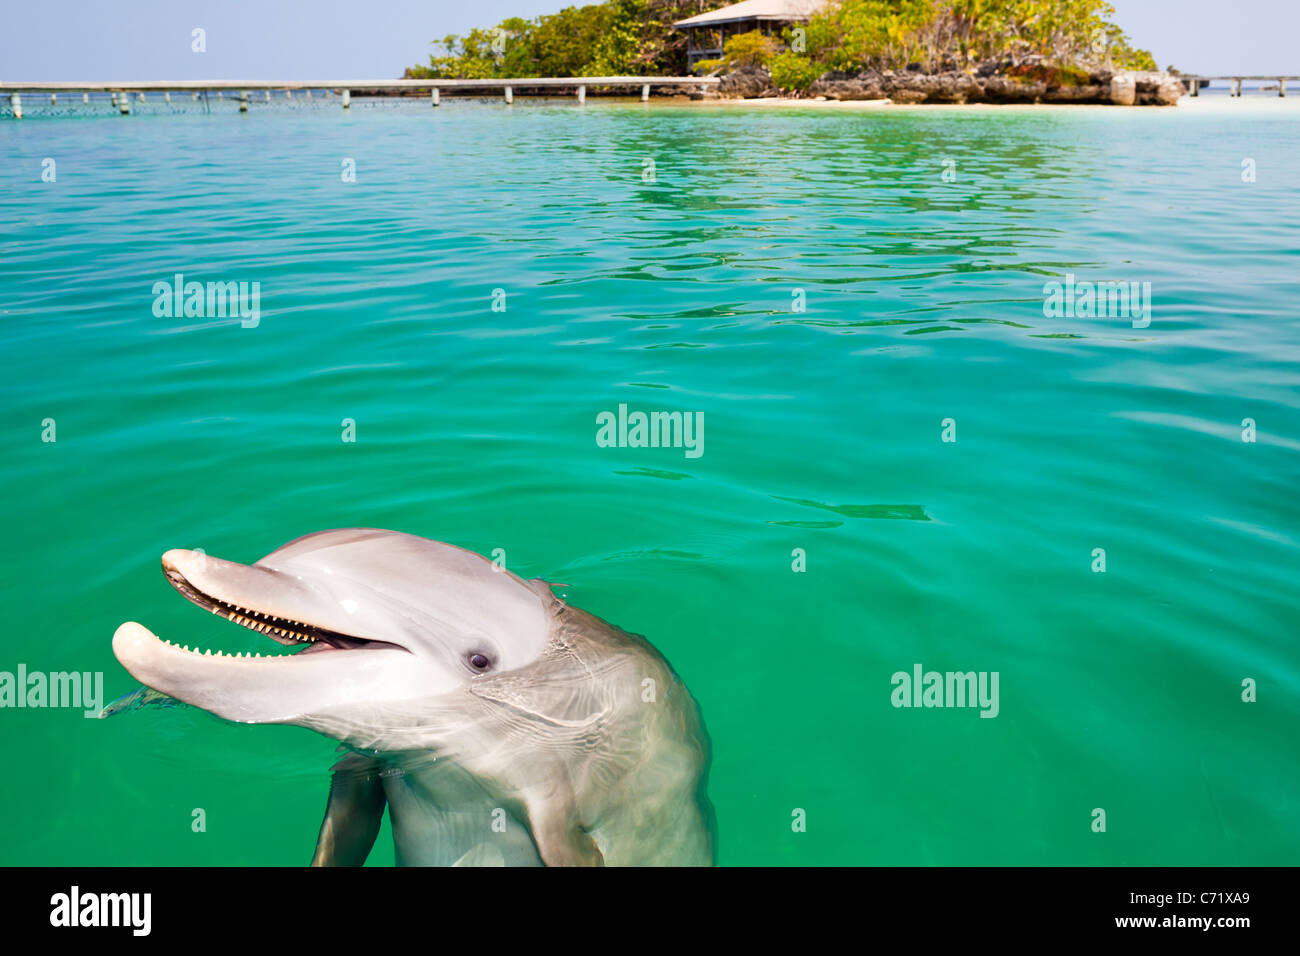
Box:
[715,66,1188,106]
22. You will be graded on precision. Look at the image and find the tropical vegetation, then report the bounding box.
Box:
[404,0,1158,82]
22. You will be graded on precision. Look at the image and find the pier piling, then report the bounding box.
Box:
[342,89,350,109]
[641,84,650,102]
[119,93,130,115]
[9,93,20,119]
[431,87,439,107]
[577,84,586,104]
[504,85,513,104]
[239,90,248,112]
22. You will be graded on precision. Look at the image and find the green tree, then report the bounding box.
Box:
[722,30,782,69]
[769,51,825,90]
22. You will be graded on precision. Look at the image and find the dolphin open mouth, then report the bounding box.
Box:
[163,567,393,655]
[153,549,406,659]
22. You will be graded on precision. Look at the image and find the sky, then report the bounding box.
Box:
[0,0,1295,80]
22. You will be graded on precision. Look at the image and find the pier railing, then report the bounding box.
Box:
[0,77,719,116]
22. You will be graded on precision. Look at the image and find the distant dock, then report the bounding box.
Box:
[3,74,1296,118]
[0,77,719,117]
[1183,75,1298,97]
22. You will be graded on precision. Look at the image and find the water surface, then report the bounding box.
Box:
[1,97,1297,864]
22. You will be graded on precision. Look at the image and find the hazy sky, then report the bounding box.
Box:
[0,0,1294,80]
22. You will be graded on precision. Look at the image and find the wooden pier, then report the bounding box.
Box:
[5,74,1295,118]
[0,77,719,117]
[1182,75,1298,97]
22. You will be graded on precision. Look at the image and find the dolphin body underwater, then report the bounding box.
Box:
[111,528,715,866]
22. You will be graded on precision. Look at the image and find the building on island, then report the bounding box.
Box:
[673,0,828,70]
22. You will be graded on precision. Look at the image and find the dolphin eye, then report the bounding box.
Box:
[469,653,491,671]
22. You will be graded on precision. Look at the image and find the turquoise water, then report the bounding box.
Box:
[1,98,1298,865]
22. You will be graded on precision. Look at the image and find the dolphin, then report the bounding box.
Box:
[112,528,714,866]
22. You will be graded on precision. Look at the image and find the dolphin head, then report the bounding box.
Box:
[113,529,555,742]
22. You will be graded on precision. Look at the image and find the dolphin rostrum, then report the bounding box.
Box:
[112,528,714,866]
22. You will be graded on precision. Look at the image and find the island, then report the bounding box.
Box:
[403,0,1189,105]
